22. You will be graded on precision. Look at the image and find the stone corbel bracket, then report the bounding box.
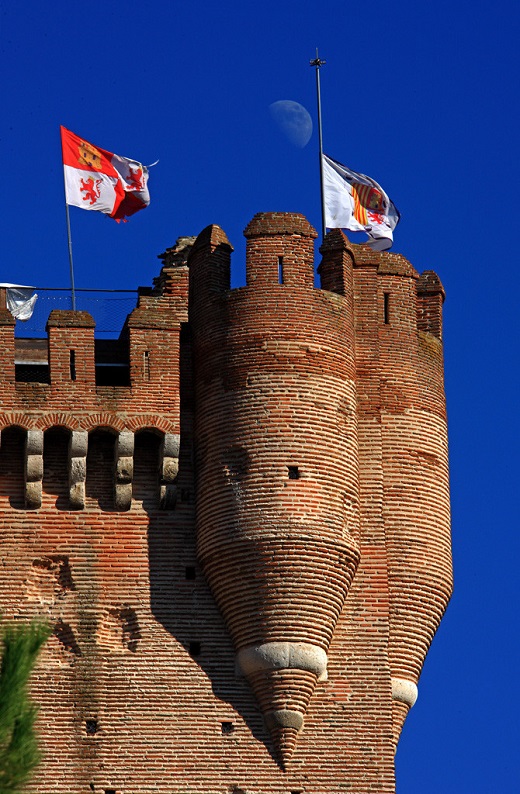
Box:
[391,677,418,709]
[160,433,180,509]
[25,429,43,509]
[236,642,329,682]
[115,431,134,511]
[69,430,88,510]
[236,641,329,735]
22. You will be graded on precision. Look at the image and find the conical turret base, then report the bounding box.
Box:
[391,677,418,752]
[247,667,318,767]
[391,700,410,752]
[269,726,299,769]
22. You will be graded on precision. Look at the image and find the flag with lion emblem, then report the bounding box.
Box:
[322,154,399,251]
[61,126,150,222]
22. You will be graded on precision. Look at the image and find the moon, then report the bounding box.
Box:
[269,100,313,148]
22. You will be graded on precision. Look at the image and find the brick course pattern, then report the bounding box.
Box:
[0,213,452,793]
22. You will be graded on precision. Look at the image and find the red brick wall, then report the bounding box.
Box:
[0,215,451,794]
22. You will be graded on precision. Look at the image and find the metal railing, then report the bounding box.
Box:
[7,288,138,338]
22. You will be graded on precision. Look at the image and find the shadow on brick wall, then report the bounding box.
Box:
[142,337,280,767]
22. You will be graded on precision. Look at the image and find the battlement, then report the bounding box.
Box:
[1,268,188,403]
[0,259,191,514]
[187,211,444,344]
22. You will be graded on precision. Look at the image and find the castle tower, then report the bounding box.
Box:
[189,214,361,765]
[188,212,452,771]
[0,213,452,793]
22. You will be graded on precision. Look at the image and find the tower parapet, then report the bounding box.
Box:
[0,258,191,510]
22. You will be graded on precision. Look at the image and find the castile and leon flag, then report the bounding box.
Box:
[61,126,150,222]
[322,153,400,251]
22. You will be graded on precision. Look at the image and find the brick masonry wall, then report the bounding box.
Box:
[0,214,451,794]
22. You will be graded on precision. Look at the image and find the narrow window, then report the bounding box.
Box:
[287,466,300,480]
[278,256,284,285]
[70,350,76,381]
[383,292,390,325]
[143,350,150,380]
[189,641,201,657]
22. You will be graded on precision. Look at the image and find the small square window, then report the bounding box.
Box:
[85,719,98,735]
[287,466,300,480]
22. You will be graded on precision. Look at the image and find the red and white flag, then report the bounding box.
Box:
[61,126,150,222]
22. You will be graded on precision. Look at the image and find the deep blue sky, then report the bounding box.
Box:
[1,1,519,791]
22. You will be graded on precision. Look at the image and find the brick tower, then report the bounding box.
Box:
[0,212,452,793]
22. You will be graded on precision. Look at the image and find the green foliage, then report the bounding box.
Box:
[0,620,50,794]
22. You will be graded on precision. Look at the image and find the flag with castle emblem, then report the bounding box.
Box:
[322,154,399,251]
[61,126,150,221]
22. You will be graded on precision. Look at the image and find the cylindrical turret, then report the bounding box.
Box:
[377,257,452,748]
[189,213,361,766]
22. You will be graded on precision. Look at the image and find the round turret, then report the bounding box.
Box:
[189,213,361,766]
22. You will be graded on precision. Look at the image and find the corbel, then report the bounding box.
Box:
[114,431,134,511]
[69,430,88,509]
[160,433,179,509]
[25,429,43,509]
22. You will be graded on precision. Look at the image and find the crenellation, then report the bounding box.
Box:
[417,270,445,339]
[188,224,233,302]
[318,227,355,295]
[244,212,317,289]
[0,312,16,396]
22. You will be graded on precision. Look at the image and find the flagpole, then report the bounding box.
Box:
[310,49,326,242]
[61,129,76,310]
[64,203,76,310]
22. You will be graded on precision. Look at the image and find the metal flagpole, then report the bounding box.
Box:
[61,131,76,310]
[310,49,326,242]
[64,203,76,310]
